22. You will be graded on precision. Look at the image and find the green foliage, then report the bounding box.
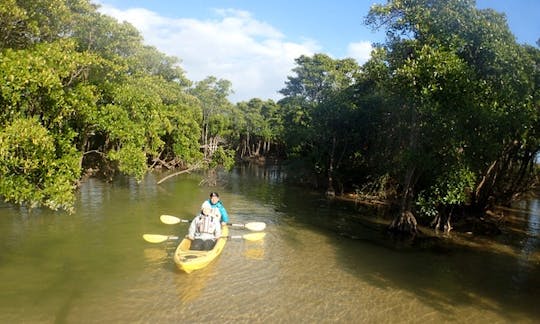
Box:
[70,6,142,62]
[231,98,283,158]
[0,40,99,125]
[0,39,98,211]
[168,100,204,164]
[108,143,147,180]
[209,146,236,171]
[1,0,536,218]
[94,74,203,175]
[0,0,210,212]
[190,77,233,136]
[126,45,191,85]
[363,0,540,212]
[279,53,364,185]
[280,54,360,104]
[417,167,476,217]
[188,76,235,163]
[0,0,77,49]
[0,117,80,212]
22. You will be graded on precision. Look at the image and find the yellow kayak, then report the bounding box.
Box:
[173,224,228,273]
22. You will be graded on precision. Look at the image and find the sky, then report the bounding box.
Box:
[94,0,539,103]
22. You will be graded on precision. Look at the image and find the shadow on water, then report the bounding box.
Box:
[330,208,538,321]
[230,163,540,321]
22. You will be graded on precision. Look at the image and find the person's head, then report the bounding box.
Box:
[209,192,220,204]
[201,206,212,216]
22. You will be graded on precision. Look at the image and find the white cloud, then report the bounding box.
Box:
[346,41,373,65]
[97,4,319,102]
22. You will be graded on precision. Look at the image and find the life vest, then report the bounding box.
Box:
[196,214,216,234]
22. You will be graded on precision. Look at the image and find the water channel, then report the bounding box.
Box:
[0,165,539,323]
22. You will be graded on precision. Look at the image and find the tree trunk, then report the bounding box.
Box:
[326,135,336,197]
[474,140,532,209]
[203,122,209,158]
[431,205,455,233]
[246,132,252,156]
[389,210,418,235]
[389,103,420,235]
[389,165,418,234]
[254,140,261,156]
[474,159,498,208]
[240,135,246,159]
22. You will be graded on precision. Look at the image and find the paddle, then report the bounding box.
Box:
[160,214,266,232]
[142,232,266,244]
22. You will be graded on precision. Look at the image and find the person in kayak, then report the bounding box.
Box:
[187,206,222,250]
[201,192,229,224]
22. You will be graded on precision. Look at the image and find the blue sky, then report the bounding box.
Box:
[95,0,539,102]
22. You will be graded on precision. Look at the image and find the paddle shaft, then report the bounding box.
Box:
[143,233,263,243]
[162,216,250,227]
[160,215,266,231]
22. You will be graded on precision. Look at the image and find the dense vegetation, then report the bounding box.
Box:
[278,0,539,233]
[1,0,538,235]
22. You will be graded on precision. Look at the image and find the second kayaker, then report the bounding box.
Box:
[201,192,229,224]
[187,206,222,250]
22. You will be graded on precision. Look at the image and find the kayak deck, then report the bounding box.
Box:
[173,225,228,273]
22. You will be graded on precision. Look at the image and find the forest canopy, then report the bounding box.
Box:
[0,0,538,235]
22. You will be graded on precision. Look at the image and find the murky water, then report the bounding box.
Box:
[0,165,539,323]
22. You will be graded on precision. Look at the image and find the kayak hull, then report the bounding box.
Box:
[173,225,228,273]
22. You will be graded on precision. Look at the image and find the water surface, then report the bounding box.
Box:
[0,166,538,323]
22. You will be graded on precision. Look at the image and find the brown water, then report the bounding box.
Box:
[0,165,539,323]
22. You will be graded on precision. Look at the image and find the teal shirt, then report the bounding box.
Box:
[207,199,229,223]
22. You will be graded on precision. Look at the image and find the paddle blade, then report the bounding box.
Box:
[244,222,266,231]
[160,215,189,225]
[242,232,266,241]
[143,234,179,243]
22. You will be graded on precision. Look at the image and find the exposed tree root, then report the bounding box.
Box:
[388,210,418,235]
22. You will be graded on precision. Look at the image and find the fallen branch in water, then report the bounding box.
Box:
[157,163,203,184]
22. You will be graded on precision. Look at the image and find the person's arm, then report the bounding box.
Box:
[214,219,222,239]
[217,203,229,223]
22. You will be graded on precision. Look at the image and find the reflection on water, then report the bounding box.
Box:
[173,269,213,303]
[0,167,539,323]
[522,199,540,240]
[243,240,265,260]
[143,248,168,263]
[507,199,540,296]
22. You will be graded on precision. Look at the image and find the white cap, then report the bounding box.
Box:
[201,200,211,210]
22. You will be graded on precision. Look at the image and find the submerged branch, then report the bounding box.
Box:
[157,162,203,184]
